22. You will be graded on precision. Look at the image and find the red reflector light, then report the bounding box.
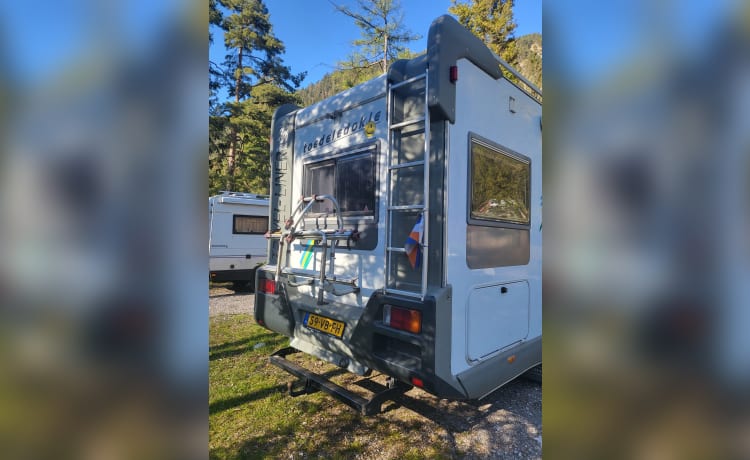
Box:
[449,65,458,83]
[259,279,276,294]
[410,376,424,388]
[383,305,421,334]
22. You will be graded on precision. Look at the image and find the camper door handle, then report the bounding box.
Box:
[500,287,508,294]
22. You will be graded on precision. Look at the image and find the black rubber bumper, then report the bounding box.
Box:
[348,291,466,399]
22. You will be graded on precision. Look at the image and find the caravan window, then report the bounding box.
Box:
[337,154,375,215]
[469,138,530,226]
[305,161,335,213]
[233,215,269,234]
[303,147,377,217]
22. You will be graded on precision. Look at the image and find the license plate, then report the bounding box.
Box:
[303,312,345,338]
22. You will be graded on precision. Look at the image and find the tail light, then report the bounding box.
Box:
[259,279,276,294]
[383,305,421,334]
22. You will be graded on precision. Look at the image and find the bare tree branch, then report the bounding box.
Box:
[329,1,380,31]
[331,0,420,72]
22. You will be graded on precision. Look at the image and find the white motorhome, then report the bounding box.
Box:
[255,15,541,413]
[209,192,270,291]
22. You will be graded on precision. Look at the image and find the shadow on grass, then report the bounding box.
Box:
[210,372,469,459]
[210,333,288,361]
[214,401,370,460]
[209,346,256,361]
[210,313,540,458]
[209,338,250,353]
[209,384,287,415]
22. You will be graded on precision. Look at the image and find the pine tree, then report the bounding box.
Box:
[332,0,420,73]
[449,0,542,97]
[210,0,304,193]
[209,0,223,115]
[449,0,518,67]
[209,0,222,43]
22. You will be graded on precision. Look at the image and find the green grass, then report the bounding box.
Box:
[209,314,454,459]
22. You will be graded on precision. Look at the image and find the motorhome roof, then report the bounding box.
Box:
[295,74,388,128]
[210,191,270,206]
[218,191,269,198]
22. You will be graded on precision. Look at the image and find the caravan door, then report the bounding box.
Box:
[466,281,529,360]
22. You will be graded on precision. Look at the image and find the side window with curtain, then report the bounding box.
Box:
[303,145,377,218]
[304,160,335,213]
[233,215,269,234]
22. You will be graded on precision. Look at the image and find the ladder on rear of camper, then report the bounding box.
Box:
[268,195,360,304]
[384,70,430,300]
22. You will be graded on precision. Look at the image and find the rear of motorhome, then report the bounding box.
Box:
[255,15,541,412]
[209,192,269,291]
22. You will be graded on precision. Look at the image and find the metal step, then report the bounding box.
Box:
[390,117,425,130]
[270,347,412,416]
[389,160,425,170]
[390,73,426,90]
[388,204,424,211]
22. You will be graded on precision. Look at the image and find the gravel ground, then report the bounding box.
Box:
[209,286,542,459]
[209,285,255,316]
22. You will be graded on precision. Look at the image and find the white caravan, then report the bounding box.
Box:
[209,192,270,290]
[255,15,541,413]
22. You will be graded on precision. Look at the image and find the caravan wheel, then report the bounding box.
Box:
[230,281,253,292]
[522,365,542,383]
[229,268,257,292]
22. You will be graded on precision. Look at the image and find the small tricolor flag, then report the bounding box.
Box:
[404,214,424,270]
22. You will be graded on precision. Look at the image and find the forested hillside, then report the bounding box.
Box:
[296,66,381,107]
[296,33,542,107]
[209,0,540,196]
[516,33,542,90]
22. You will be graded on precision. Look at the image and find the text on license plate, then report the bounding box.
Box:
[304,313,345,338]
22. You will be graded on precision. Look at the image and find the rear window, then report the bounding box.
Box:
[303,146,377,217]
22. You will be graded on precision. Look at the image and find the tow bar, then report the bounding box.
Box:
[269,347,412,415]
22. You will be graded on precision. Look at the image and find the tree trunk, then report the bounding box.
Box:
[226,47,243,191]
[226,137,236,191]
[383,18,388,72]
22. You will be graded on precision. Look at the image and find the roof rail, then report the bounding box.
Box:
[495,53,543,101]
[218,191,270,199]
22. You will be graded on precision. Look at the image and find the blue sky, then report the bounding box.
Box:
[1,0,540,88]
[2,0,737,92]
[210,0,542,90]
[1,0,183,85]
